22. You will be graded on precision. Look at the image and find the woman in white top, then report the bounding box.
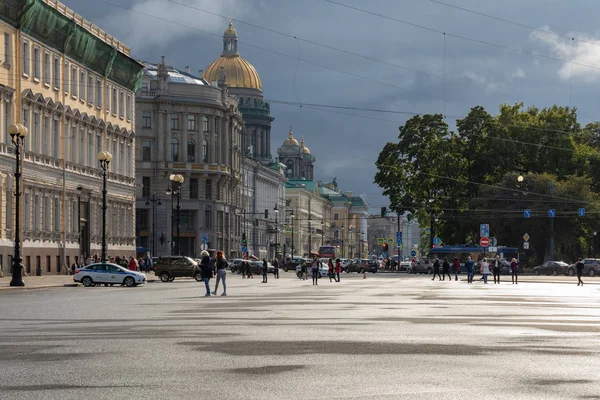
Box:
[480,258,491,284]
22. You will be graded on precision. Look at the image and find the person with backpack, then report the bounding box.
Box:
[442,257,451,281]
[212,251,228,296]
[452,257,461,281]
[432,258,442,281]
[200,250,213,296]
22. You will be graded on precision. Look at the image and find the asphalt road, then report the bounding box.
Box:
[0,273,599,399]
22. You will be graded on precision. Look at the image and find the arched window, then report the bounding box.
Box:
[171,138,179,162]
[187,140,195,162]
[202,139,208,163]
[286,160,294,178]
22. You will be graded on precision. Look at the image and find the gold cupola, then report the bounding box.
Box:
[301,137,310,154]
[283,128,299,146]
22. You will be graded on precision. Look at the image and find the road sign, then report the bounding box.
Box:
[524,210,531,218]
[579,208,586,217]
[490,237,498,247]
[411,250,417,257]
[201,233,208,244]
[488,246,497,252]
[524,242,530,249]
[283,226,292,234]
[523,233,530,242]
[425,227,431,234]
[376,238,384,245]
[548,209,556,218]
[386,238,394,246]
[241,246,247,253]
[201,243,208,251]
[396,231,403,245]
[479,237,490,247]
[480,224,489,238]
[433,237,441,245]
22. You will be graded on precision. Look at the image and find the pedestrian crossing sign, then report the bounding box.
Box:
[376,238,384,245]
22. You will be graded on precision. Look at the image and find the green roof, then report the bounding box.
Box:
[286,180,317,192]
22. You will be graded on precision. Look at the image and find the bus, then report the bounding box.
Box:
[410,245,519,273]
[319,245,336,259]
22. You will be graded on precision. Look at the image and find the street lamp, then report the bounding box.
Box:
[321,220,324,246]
[594,231,597,259]
[290,210,295,257]
[273,204,279,259]
[8,123,28,286]
[97,151,112,262]
[341,224,345,258]
[146,195,162,257]
[168,174,184,256]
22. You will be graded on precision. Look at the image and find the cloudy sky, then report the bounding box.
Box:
[64,0,600,209]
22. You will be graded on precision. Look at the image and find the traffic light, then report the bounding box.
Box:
[382,242,388,252]
[381,207,387,217]
[265,209,269,219]
[242,233,247,245]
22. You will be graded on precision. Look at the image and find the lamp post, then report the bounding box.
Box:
[321,220,324,246]
[273,204,279,260]
[341,224,345,258]
[594,231,597,259]
[308,217,312,255]
[97,151,112,262]
[146,195,162,257]
[168,174,184,256]
[290,210,295,257]
[8,123,28,286]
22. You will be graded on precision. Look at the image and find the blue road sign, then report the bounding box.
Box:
[411,250,417,257]
[201,233,208,244]
[241,246,247,253]
[579,208,586,217]
[433,237,441,245]
[479,224,489,238]
[425,227,431,234]
[396,231,403,245]
[524,210,531,218]
[548,209,556,218]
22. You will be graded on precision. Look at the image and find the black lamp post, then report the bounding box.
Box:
[321,220,324,246]
[97,151,112,262]
[290,210,295,257]
[146,195,162,257]
[341,224,345,258]
[168,174,184,256]
[8,123,28,287]
[273,204,279,259]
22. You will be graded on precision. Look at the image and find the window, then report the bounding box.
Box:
[334,213,339,221]
[119,90,124,117]
[32,112,40,153]
[205,179,212,200]
[190,178,198,199]
[6,192,12,229]
[204,209,212,229]
[71,200,77,232]
[170,113,179,130]
[44,197,50,231]
[142,140,151,161]
[44,51,50,84]
[215,118,219,135]
[69,125,76,162]
[80,70,86,101]
[34,195,40,230]
[142,112,151,128]
[202,139,208,163]
[33,46,40,79]
[170,138,179,162]
[96,78,102,107]
[79,128,85,165]
[53,197,60,231]
[96,134,102,158]
[187,140,195,162]
[24,193,30,230]
[53,56,60,89]
[202,116,209,132]
[88,131,94,168]
[22,108,30,151]
[4,33,10,64]
[88,74,94,104]
[334,230,339,239]
[187,115,196,131]
[23,40,30,75]
[42,115,49,154]
[126,94,131,120]
[138,208,149,231]
[71,66,77,96]
[142,177,151,197]
[52,119,59,158]
[112,87,117,114]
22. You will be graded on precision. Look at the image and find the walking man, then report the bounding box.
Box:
[262,258,268,283]
[576,258,584,286]
[452,257,461,281]
[432,258,442,281]
[492,255,501,284]
[465,256,475,284]
[442,257,451,281]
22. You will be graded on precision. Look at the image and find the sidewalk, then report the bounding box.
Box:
[0,273,158,291]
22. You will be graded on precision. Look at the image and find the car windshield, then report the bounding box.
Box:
[555,262,568,266]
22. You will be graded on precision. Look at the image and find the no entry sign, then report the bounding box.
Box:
[479,237,490,247]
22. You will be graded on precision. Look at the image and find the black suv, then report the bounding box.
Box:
[154,256,202,282]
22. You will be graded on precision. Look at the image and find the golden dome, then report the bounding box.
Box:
[204,56,262,90]
[301,137,310,154]
[224,21,237,36]
[283,129,299,146]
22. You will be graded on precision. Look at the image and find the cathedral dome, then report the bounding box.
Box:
[300,137,310,154]
[283,129,299,146]
[204,22,262,90]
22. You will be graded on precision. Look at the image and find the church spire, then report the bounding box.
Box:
[222,20,239,57]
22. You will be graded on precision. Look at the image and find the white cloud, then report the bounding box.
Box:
[530,27,600,81]
[100,0,245,52]
[461,68,526,92]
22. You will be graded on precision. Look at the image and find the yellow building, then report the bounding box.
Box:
[0,0,143,275]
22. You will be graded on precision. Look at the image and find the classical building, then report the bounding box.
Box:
[135,58,244,258]
[0,0,142,275]
[277,128,315,180]
[204,23,285,260]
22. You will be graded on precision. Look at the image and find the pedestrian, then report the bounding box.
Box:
[465,256,475,284]
[212,251,228,296]
[328,258,335,282]
[452,257,461,281]
[432,258,442,281]
[200,250,213,296]
[241,261,247,279]
[492,255,501,284]
[335,258,342,282]
[145,256,153,273]
[128,256,138,271]
[244,260,253,279]
[70,262,77,275]
[442,257,451,281]
[311,255,320,285]
[300,260,307,280]
[273,258,280,279]
[510,258,519,284]
[480,258,490,284]
[576,258,584,286]
[115,256,121,266]
[262,258,268,283]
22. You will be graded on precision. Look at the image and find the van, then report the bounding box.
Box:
[154,256,202,282]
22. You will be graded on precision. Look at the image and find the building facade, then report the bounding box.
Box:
[0,0,142,275]
[204,23,286,260]
[135,58,244,258]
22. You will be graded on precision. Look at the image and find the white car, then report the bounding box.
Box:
[74,262,147,287]
[296,260,330,278]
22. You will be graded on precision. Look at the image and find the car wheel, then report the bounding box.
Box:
[297,271,302,279]
[283,267,289,272]
[124,276,135,287]
[359,268,365,274]
[194,273,203,282]
[552,269,558,276]
[590,269,596,277]
[534,269,540,276]
[344,267,349,273]
[427,267,432,274]
[407,268,412,274]
[160,272,170,282]
[81,276,93,287]
[168,276,175,282]
[568,269,575,276]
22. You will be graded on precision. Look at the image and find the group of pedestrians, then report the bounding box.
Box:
[431,257,460,281]
[199,250,228,297]
[432,255,520,284]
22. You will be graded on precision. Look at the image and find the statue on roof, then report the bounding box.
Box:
[333,176,337,189]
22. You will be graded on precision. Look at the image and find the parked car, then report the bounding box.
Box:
[533,261,569,276]
[399,260,412,272]
[408,258,434,274]
[566,259,600,277]
[248,261,274,275]
[154,256,202,282]
[229,259,244,273]
[345,259,378,273]
[282,257,305,272]
[296,261,329,278]
[74,262,146,287]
